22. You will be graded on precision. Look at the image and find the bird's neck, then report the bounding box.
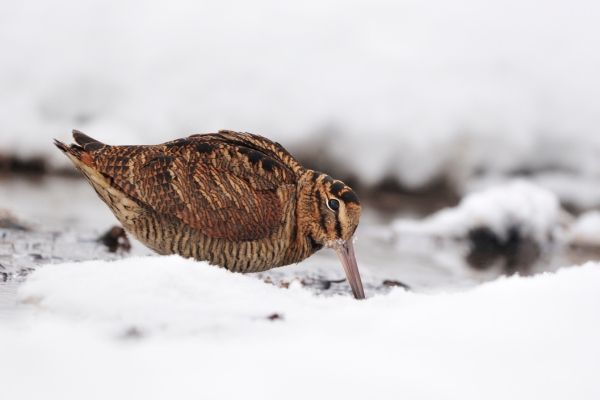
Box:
[292,170,325,257]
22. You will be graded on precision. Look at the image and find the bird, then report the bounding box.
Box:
[54,129,365,299]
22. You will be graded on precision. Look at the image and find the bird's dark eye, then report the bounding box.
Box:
[327,198,340,211]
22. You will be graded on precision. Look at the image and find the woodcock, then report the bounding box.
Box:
[55,129,365,299]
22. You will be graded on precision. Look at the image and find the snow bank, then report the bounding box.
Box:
[1,256,600,399]
[2,1,600,188]
[468,173,600,214]
[567,211,600,247]
[392,179,600,253]
[393,180,565,244]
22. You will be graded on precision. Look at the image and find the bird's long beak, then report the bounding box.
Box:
[335,240,365,299]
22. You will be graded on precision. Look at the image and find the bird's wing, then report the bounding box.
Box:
[190,130,306,177]
[91,138,298,242]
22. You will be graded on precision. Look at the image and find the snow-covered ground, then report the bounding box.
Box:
[468,173,600,215]
[393,180,566,243]
[567,211,600,247]
[392,180,600,251]
[2,1,600,189]
[1,257,599,399]
[3,3,600,390]
[2,176,600,398]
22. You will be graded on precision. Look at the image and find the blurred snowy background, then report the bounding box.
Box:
[2,0,600,199]
[3,2,600,399]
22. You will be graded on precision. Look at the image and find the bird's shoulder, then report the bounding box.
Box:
[177,130,305,185]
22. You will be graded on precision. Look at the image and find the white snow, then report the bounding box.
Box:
[393,180,565,244]
[567,211,600,247]
[392,179,600,252]
[531,173,600,212]
[1,256,600,399]
[2,1,600,189]
[468,173,600,213]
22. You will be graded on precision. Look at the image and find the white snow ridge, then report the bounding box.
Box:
[393,180,565,244]
[1,256,600,399]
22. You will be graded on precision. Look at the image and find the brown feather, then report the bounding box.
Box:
[54,129,362,277]
[87,134,297,242]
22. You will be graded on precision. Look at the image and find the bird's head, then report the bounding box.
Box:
[297,170,364,299]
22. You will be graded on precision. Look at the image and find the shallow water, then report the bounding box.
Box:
[1,175,599,306]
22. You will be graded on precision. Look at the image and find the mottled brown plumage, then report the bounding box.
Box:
[54,129,365,298]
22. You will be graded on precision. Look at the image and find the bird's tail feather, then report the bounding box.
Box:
[72,129,107,152]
